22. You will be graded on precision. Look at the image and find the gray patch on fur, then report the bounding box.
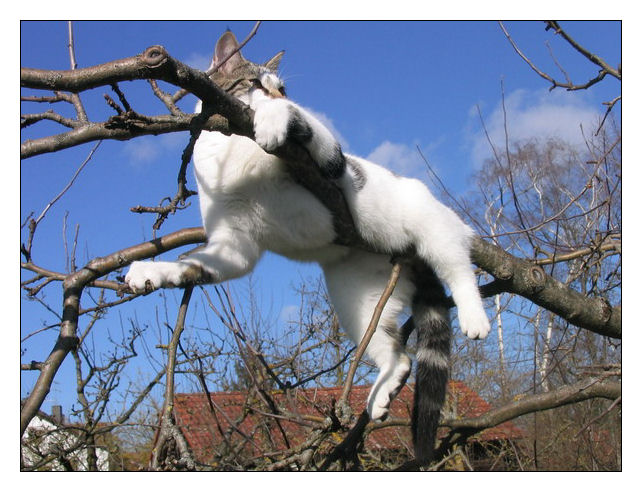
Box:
[347,156,366,191]
[381,323,404,350]
[416,346,449,368]
[287,106,313,143]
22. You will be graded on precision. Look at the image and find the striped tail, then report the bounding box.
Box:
[409,265,451,465]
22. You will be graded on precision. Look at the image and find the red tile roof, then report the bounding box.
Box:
[174,381,524,464]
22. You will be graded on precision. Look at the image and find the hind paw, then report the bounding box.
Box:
[367,394,391,422]
[367,358,411,421]
[458,306,491,340]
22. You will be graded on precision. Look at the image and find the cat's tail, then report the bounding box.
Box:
[409,265,451,465]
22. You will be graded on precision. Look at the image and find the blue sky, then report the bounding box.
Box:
[20,21,621,416]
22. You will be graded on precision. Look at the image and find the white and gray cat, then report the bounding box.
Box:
[126,31,491,464]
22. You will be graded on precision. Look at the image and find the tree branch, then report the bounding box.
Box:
[470,237,620,339]
[21,45,359,246]
[339,262,402,410]
[19,227,206,436]
[434,376,620,463]
[150,286,197,470]
[499,21,621,92]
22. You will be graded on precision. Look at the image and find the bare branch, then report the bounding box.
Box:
[20,227,206,436]
[470,237,620,339]
[545,21,621,81]
[150,286,196,470]
[339,261,401,410]
[66,21,88,122]
[21,141,100,262]
[445,377,619,432]
[499,21,620,92]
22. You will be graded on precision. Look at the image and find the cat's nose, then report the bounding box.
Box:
[268,88,285,99]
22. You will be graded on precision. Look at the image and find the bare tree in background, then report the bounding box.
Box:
[21,21,621,470]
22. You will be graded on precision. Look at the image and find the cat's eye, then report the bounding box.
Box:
[250,78,264,89]
[278,86,286,97]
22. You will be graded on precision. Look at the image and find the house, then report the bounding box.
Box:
[173,381,525,469]
[20,405,111,471]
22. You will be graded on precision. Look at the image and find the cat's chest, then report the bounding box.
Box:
[193,131,286,191]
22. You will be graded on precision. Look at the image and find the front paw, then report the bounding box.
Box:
[253,99,292,152]
[125,261,165,294]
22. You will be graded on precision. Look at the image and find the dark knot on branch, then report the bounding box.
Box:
[526,265,546,293]
[142,45,169,68]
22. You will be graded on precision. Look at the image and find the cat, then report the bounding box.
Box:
[125,31,491,464]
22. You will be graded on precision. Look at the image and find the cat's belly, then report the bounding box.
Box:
[257,196,340,262]
[194,131,344,263]
[270,243,350,264]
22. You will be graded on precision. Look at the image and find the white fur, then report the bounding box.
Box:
[249,83,340,167]
[126,82,490,420]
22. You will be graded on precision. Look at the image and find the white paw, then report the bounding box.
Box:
[367,394,391,422]
[253,99,291,151]
[125,261,163,293]
[458,306,491,340]
[125,261,186,293]
[367,358,411,422]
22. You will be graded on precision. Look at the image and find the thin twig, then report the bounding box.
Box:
[545,21,621,80]
[573,396,621,438]
[171,21,262,104]
[339,262,402,408]
[150,285,196,470]
[22,141,101,262]
[499,21,620,92]
[66,21,88,122]
[67,21,78,70]
[596,96,621,135]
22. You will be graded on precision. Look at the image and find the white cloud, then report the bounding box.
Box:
[123,138,159,164]
[123,133,187,166]
[366,140,426,178]
[468,89,601,167]
[184,52,212,71]
[278,304,300,326]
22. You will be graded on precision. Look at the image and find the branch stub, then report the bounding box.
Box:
[142,45,169,68]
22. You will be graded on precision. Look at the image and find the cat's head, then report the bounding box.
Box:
[207,31,285,106]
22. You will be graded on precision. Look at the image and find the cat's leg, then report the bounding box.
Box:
[403,201,490,341]
[126,229,261,293]
[363,326,412,421]
[323,254,414,421]
[447,267,491,340]
[250,96,346,179]
[420,250,490,340]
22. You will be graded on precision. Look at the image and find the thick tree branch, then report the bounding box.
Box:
[470,237,620,339]
[434,376,620,463]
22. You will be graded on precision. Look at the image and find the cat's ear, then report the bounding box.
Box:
[211,31,245,74]
[263,50,285,72]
